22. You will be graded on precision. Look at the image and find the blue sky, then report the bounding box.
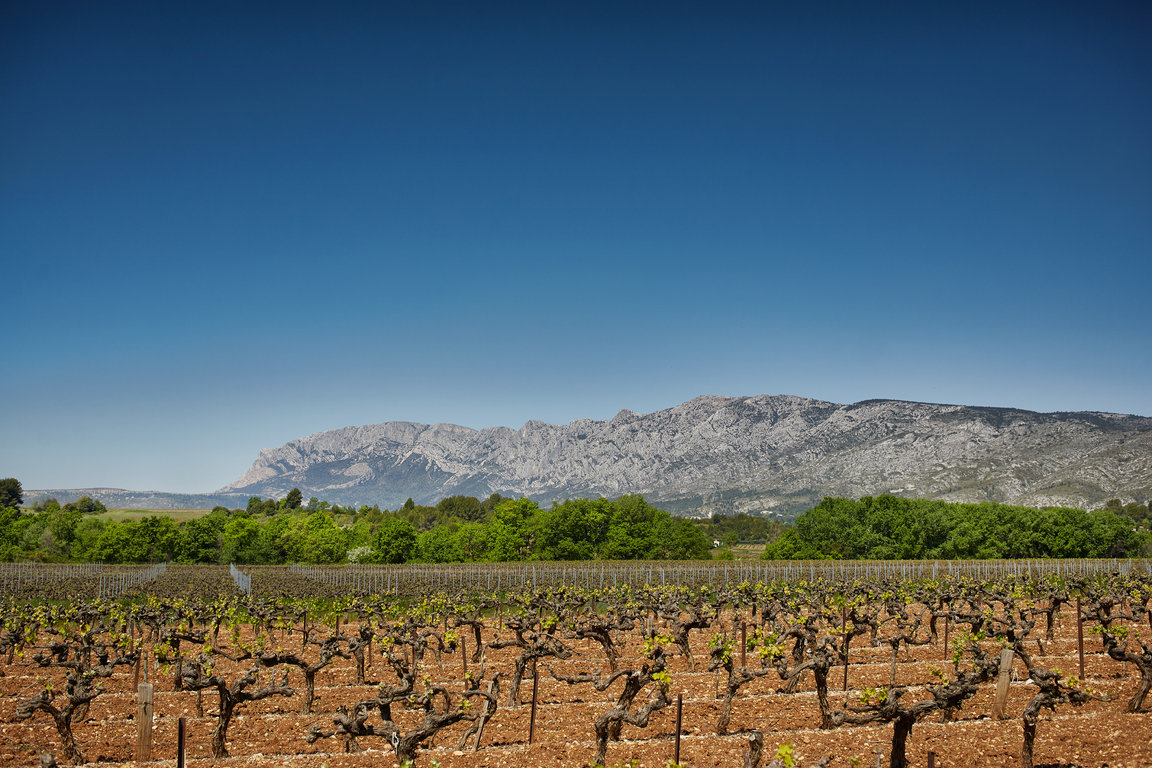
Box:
[3,1,1150,493]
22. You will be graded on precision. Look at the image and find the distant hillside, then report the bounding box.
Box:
[22,488,252,511]
[219,394,1152,518]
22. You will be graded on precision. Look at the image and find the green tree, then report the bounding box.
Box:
[139,516,180,561]
[283,488,303,510]
[277,511,337,562]
[601,495,662,560]
[355,505,383,522]
[0,507,24,560]
[70,517,107,560]
[178,512,228,563]
[43,505,83,557]
[488,498,538,561]
[763,496,1145,561]
[454,522,490,561]
[64,495,106,515]
[305,526,348,563]
[397,499,439,531]
[437,495,483,522]
[479,492,506,516]
[247,496,278,515]
[345,518,375,551]
[260,514,290,562]
[416,525,463,563]
[222,517,261,563]
[371,518,417,563]
[535,498,610,560]
[653,516,712,559]
[0,478,24,509]
[94,521,151,563]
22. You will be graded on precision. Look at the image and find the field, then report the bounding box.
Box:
[0,563,1149,768]
[729,545,766,559]
[98,509,212,523]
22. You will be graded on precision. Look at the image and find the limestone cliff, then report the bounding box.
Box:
[219,395,1152,517]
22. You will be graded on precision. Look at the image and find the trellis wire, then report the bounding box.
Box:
[230,563,252,596]
[0,561,102,591]
[286,558,1148,594]
[0,561,169,598]
[96,562,167,598]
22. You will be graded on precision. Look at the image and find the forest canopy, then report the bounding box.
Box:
[1,483,1147,564]
[762,495,1151,560]
[0,490,712,565]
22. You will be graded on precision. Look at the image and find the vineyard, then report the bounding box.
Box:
[1,561,1150,768]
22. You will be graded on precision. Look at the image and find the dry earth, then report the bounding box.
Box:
[1,605,1149,768]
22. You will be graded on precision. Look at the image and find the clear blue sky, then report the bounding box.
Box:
[3,1,1150,493]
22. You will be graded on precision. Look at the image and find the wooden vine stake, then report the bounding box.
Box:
[741,621,747,669]
[943,603,950,654]
[842,603,849,695]
[135,680,154,762]
[176,716,186,768]
[1076,597,1085,679]
[991,647,1014,719]
[927,751,936,768]
[528,660,539,745]
[472,691,491,751]
[674,693,683,766]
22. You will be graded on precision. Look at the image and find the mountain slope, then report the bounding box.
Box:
[219,394,1152,517]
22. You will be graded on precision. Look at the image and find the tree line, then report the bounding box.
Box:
[0,480,712,564]
[762,494,1152,560]
[3,475,1147,564]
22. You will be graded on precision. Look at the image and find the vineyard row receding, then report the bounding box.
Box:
[1,562,1150,768]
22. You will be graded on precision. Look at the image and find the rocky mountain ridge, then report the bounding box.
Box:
[219,394,1152,517]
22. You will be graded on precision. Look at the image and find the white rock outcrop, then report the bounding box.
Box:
[219,394,1152,516]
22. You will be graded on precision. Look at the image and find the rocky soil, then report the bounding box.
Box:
[3,604,1151,768]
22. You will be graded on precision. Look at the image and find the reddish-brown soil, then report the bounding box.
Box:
[1,605,1149,768]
